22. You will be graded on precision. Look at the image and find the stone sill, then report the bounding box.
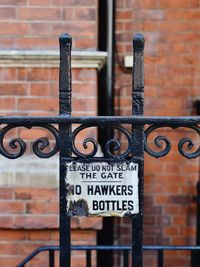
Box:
[0,50,107,70]
[0,156,59,188]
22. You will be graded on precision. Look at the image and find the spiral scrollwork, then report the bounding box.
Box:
[145,124,200,159]
[104,125,132,159]
[178,125,200,159]
[71,124,132,159]
[0,124,59,159]
[32,124,60,158]
[71,125,98,158]
[1,122,199,160]
[0,124,28,159]
[144,125,172,158]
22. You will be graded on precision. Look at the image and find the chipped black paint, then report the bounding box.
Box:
[58,33,72,267]
[132,32,145,267]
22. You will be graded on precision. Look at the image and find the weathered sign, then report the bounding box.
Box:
[66,162,139,217]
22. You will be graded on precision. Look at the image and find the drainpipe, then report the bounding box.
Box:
[106,0,115,118]
[98,0,115,150]
[97,1,115,267]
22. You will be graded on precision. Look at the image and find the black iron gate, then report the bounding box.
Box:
[0,33,200,267]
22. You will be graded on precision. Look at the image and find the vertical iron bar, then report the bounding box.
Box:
[49,250,55,267]
[123,250,129,267]
[194,181,200,264]
[86,250,92,267]
[191,249,199,267]
[59,33,72,267]
[196,174,200,245]
[131,33,145,267]
[157,250,163,267]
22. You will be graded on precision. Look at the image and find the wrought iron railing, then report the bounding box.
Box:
[16,245,200,267]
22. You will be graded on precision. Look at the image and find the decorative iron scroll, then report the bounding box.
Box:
[144,124,200,159]
[71,124,132,160]
[0,124,59,159]
[0,123,200,159]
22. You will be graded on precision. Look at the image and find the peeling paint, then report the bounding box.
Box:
[67,199,89,216]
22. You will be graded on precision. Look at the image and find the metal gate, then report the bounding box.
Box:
[0,33,200,267]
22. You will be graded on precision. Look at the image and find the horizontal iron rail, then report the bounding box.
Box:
[16,245,200,267]
[0,115,200,125]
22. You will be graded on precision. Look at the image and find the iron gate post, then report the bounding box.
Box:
[59,33,72,267]
[191,180,200,267]
[132,33,145,267]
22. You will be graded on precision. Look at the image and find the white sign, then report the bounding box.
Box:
[65,162,139,217]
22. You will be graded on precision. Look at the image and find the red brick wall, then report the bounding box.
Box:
[115,0,200,266]
[0,67,97,116]
[0,187,101,266]
[0,0,97,49]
